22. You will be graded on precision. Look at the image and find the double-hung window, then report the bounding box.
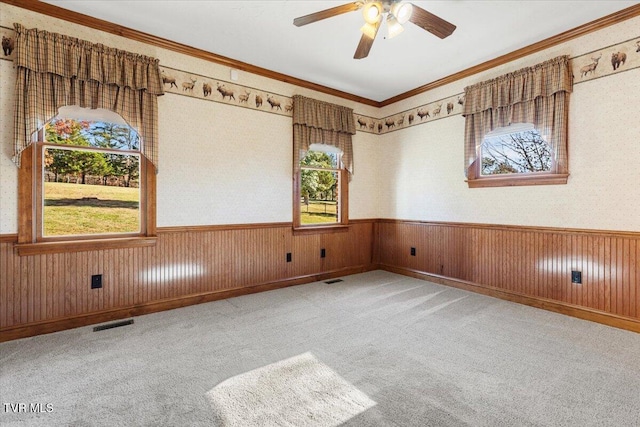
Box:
[292,95,354,231]
[295,144,347,227]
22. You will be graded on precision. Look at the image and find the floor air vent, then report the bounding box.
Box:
[324,279,343,284]
[93,319,134,332]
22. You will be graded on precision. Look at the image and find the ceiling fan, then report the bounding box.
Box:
[293,0,456,59]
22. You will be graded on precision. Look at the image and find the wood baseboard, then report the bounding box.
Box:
[0,264,374,342]
[378,264,640,334]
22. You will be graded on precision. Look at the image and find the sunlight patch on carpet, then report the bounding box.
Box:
[206,352,376,427]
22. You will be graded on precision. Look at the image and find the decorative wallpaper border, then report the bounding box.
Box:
[153,36,640,136]
[571,36,640,84]
[2,24,638,136]
[364,93,465,135]
[159,61,466,136]
[160,66,293,117]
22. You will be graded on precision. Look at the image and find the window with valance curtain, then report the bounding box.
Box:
[292,95,355,229]
[12,23,164,170]
[292,95,356,178]
[12,23,164,254]
[462,55,573,187]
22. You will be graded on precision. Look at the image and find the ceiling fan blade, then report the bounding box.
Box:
[409,4,456,39]
[353,20,381,59]
[293,2,362,27]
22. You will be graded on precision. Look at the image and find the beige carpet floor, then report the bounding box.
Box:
[1,270,639,426]
[207,351,375,426]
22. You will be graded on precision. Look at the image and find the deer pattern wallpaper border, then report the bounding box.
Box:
[160,65,293,118]
[1,24,638,136]
[142,36,640,136]
[370,94,465,135]
[160,61,466,136]
[572,36,640,83]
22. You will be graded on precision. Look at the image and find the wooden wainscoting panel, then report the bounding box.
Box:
[379,265,640,333]
[0,221,376,340]
[376,220,640,324]
[2,219,637,340]
[291,230,322,278]
[321,222,373,272]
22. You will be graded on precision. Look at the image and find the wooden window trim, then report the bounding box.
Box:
[293,168,349,234]
[466,172,569,188]
[15,144,157,256]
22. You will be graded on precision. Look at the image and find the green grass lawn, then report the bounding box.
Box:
[300,201,338,224]
[44,182,140,236]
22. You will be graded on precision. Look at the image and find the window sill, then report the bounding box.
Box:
[15,236,157,256]
[292,224,350,235]
[467,173,569,188]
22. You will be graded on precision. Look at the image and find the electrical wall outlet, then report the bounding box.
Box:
[571,270,582,284]
[91,274,103,289]
[410,247,416,256]
[320,248,326,258]
[286,252,292,262]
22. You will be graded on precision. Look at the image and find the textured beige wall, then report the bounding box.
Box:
[0,4,380,232]
[377,16,640,232]
[0,4,638,233]
[156,96,292,225]
[0,57,16,233]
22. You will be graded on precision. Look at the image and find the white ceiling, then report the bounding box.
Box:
[42,1,639,102]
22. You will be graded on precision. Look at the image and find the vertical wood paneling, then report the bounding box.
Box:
[377,221,640,324]
[0,222,374,332]
[635,241,639,318]
[613,237,621,316]
[2,220,638,337]
[1,242,11,326]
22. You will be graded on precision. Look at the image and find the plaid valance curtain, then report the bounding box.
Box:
[12,23,164,170]
[292,95,356,178]
[462,55,573,177]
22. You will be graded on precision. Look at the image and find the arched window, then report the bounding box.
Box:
[480,123,553,176]
[41,107,142,237]
[12,25,162,255]
[463,56,572,188]
[17,107,156,254]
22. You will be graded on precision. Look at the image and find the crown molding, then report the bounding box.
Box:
[379,3,640,106]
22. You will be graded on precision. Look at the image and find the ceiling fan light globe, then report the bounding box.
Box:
[362,2,383,24]
[386,15,404,39]
[391,2,413,24]
[360,22,378,39]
